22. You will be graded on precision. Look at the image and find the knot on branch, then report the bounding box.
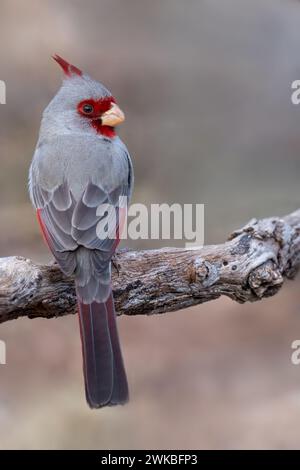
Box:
[229,216,291,246]
[230,211,300,285]
[187,258,219,287]
[248,260,283,299]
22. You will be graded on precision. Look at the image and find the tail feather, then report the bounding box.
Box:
[106,292,129,405]
[77,289,128,408]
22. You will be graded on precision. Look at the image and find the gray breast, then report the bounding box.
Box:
[35,133,129,200]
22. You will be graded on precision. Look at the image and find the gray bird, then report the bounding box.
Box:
[29,55,134,408]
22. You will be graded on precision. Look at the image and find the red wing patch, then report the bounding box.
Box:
[36,208,50,248]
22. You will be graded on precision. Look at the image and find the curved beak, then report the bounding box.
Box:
[101,102,125,126]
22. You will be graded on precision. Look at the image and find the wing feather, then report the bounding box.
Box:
[29,136,133,301]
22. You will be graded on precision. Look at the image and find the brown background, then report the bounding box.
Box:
[0,0,299,449]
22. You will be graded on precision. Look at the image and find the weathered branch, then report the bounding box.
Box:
[0,209,299,324]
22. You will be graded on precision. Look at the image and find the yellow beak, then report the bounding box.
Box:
[101,102,125,126]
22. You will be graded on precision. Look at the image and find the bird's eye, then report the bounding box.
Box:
[82,103,94,114]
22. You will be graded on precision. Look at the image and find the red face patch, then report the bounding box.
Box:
[77,97,115,118]
[77,97,116,138]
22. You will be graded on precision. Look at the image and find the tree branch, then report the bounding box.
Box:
[0,209,299,324]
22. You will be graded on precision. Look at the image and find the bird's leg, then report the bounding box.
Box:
[112,252,121,275]
[112,248,133,275]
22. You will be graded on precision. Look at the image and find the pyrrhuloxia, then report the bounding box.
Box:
[29,55,134,408]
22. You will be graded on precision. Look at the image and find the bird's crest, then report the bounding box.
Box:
[52,54,82,77]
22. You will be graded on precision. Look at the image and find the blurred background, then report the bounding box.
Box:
[0,0,299,449]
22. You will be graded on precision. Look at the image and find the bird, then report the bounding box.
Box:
[29,55,134,408]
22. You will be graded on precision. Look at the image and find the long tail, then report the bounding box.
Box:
[77,290,129,408]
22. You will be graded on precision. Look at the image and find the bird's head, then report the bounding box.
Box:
[43,54,125,139]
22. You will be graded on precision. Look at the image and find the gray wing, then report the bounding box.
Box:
[32,179,128,270]
[29,135,133,296]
